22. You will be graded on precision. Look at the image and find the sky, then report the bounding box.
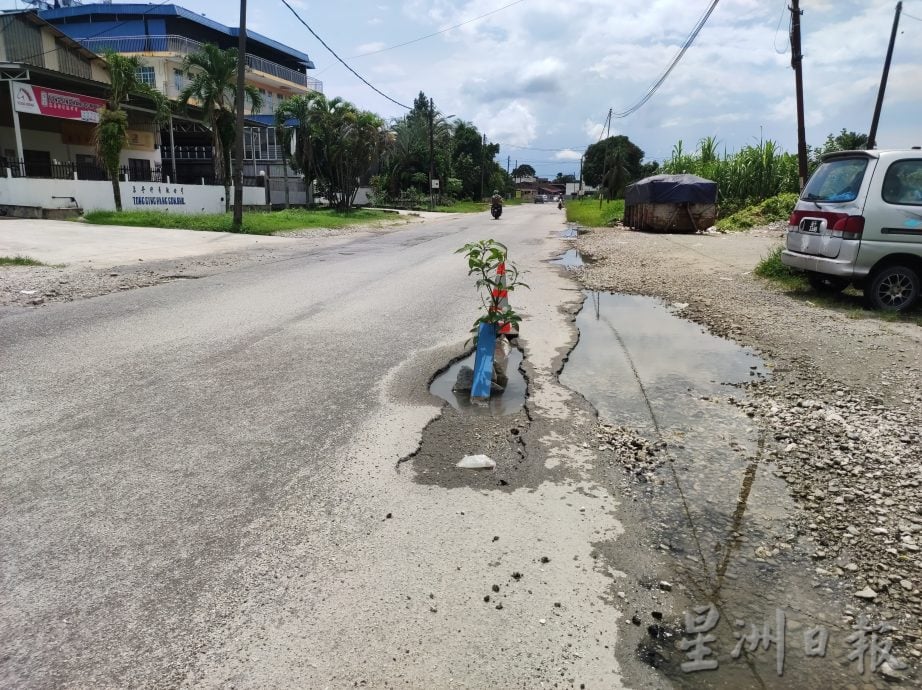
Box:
[8,0,922,178]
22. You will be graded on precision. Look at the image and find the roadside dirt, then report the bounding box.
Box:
[0,220,417,309]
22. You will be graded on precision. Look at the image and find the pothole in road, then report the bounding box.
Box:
[550,248,587,270]
[562,293,890,689]
[429,348,527,416]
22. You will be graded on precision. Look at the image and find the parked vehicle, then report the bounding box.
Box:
[491,202,502,219]
[534,195,545,204]
[781,149,922,312]
[623,174,717,233]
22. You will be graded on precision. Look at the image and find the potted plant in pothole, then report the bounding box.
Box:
[455,239,528,402]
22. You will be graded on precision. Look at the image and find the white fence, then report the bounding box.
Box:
[0,177,266,214]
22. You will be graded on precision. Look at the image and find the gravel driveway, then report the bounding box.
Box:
[575,223,922,669]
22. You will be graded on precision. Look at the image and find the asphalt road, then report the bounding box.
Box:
[1,205,630,688]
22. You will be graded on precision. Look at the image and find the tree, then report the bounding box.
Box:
[95,50,168,211]
[554,172,576,183]
[179,43,262,212]
[811,129,869,167]
[582,135,645,197]
[276,92,389,210]
[512,163,536,179]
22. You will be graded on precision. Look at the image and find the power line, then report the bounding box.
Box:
[349,0,528,59]
[279,0,411,110]
[772,0,789,54]
[610,0,721,119]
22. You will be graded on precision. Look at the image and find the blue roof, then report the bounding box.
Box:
[247,114,299,127]
[39,3,314,67]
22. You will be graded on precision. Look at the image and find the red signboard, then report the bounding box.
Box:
[12,82,105,123]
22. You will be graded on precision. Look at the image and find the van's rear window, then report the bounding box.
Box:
[803,158,868,203]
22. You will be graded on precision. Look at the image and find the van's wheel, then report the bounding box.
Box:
[866,265,921,312]
[807,272,849,293]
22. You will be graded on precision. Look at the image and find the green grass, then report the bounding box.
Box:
[753,245,808,289]
[433,197,524,213]
[716,193,799,232]
[81,208,396,235]
[565,198,625,227]
[0,255,45,266]
[433,200,490,213]
[754,246,922,324]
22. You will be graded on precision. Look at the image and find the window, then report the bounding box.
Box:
[802,158,868,203]
[882,160,922,206]
[136,66,156,88]
[173,68,184,92]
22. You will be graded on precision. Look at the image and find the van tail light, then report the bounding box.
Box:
[831,215,865,239]
[789,210,864,239]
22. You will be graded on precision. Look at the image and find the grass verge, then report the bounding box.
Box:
[565,198,624,227]
[753,245,807,290]
[0,255,45,266]
[434,201,489,213]
[82,208,395,235]
[716,193,798,232]
[754,246,922,324]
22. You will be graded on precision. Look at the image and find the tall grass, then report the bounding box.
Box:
[661,138,800,214]
[565,198,624,227]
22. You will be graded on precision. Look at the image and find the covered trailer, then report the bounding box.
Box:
[623,174,718,233]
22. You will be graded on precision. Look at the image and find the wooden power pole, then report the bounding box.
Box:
[868,1,903,149]
[790,0,809,190]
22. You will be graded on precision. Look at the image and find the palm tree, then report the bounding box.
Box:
[276,93,389,210]
[178,43,262,212]
[275,91,327,199]
[95,50,168,211]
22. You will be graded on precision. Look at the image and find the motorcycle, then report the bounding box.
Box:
[491,203,502,219]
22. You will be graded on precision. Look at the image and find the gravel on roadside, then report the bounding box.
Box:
[574,223,922,663]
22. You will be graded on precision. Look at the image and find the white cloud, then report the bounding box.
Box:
[217,0,922,176]
[477,100,538,147]
[355,42,386,53]
[554,149,583,161]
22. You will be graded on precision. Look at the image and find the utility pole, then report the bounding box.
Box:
[479,133,486,201]
[232,0,247,230]
[598,108,612,209]
[789,0,809,190]
[868,1,903,150]
[579,154,584,197]
[428,97,435,210]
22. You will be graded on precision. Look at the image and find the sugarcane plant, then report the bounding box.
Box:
[456,239,528,341]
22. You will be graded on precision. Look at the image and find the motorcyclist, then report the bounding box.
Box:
[490,190,503,208]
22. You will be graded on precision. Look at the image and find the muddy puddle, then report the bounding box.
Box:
[429,349,526,416]
[562,293,900,689]
[551,248,585,269]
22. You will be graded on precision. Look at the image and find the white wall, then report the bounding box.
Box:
[0,176,266,213]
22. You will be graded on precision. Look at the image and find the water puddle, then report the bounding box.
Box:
[562,293,882,689]
[429,349,526,416]
[560,223,585,239]
[550,248,585,269]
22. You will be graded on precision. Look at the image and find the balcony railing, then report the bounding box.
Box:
[79,35,323,92]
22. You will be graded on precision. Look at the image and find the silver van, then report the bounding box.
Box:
[781,149,922,311]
